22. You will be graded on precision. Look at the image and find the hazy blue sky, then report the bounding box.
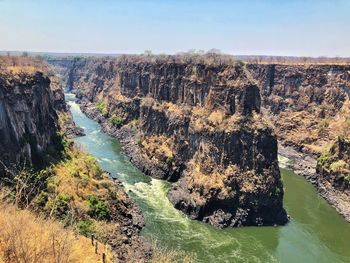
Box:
[0,0,349,56]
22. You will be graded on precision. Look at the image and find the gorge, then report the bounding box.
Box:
[61,56,288,228]
[1,54,350,262]
[52,55,350,224]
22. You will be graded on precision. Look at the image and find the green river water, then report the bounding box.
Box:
[66,94,350,263]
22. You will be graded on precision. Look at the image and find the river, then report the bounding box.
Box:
[66,94,350,263]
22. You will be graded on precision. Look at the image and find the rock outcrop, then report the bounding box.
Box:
[63,56,288,227]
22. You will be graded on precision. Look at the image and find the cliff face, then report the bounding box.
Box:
[248,64,350,156]
[66,57,287,227]
[0,71,61,174]
[316,136,350,220]
[317,136,350,190]
[248,63,350,221]
[0,58,152,262]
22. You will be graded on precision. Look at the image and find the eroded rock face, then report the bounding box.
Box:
[317,136,350,190]
[0,71,60,174]
[249,64,350,222]
[248,64,350,156]
[66,57,288,227]
[315,137,350,221]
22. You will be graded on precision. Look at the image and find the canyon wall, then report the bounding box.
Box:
[63,57,288,227]
[0,70,61,175]
[248,63,350,221]
[0,58,151,262]
[248,64,350,156]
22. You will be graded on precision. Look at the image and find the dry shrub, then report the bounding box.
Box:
[207,110,224,125]
[0,56,53,75]
[117,52,238,67]
[186,160,237,200]
[6,65,37,74]
[141,135,174,159]
[0,204,100,263]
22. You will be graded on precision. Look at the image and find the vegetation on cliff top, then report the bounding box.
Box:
[317,136,350,185]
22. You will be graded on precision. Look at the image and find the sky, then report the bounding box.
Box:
[0,0,349,57]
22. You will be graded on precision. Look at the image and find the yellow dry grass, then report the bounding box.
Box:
[151,242,196,263]
[0,203,104,263]
[186,161,237,200]
[207,110,224,125]
[141,135,174,159]
[6,65,37,74]
[0,56,52,75]
[49,146,126,217]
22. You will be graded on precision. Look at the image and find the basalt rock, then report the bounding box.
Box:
[64,56,288,228]
[248,64,350,156]
[248,63,350,221]
[316,136,350,221]
[0,71,61,174]
[0,58,151,262]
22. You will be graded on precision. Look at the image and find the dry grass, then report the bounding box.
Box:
[0,143,139,262]
[0,56,53,75]
[328,98,350,138]
[186,160,237,200]
[0,203,104,263]
[141,135,174,160]
[52,147,108,211]
[6,65,37,74]
[207,110,224,126]
[41,146,128,241]
[151,242,196,263]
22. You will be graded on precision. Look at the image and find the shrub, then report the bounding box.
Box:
[77,219,94,236]
[166,156,174,166]
[345,175,350,183]
[317,150,331,166]
[110,114,124,127]
[52,132,72,159]
[87,195,110,220]
[95,101,108,116]
[32,191,49,208]
[48,194,72,219]
[330,160,347,173]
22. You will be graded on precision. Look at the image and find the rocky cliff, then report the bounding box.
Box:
[64,56,288,227]
[316,136,350,220]
[0,70,61,175]
[248,63,350,221]
[0,57,151,262]
[248,64,350,156]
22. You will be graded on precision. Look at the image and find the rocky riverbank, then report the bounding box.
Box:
[279,143,350,223]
